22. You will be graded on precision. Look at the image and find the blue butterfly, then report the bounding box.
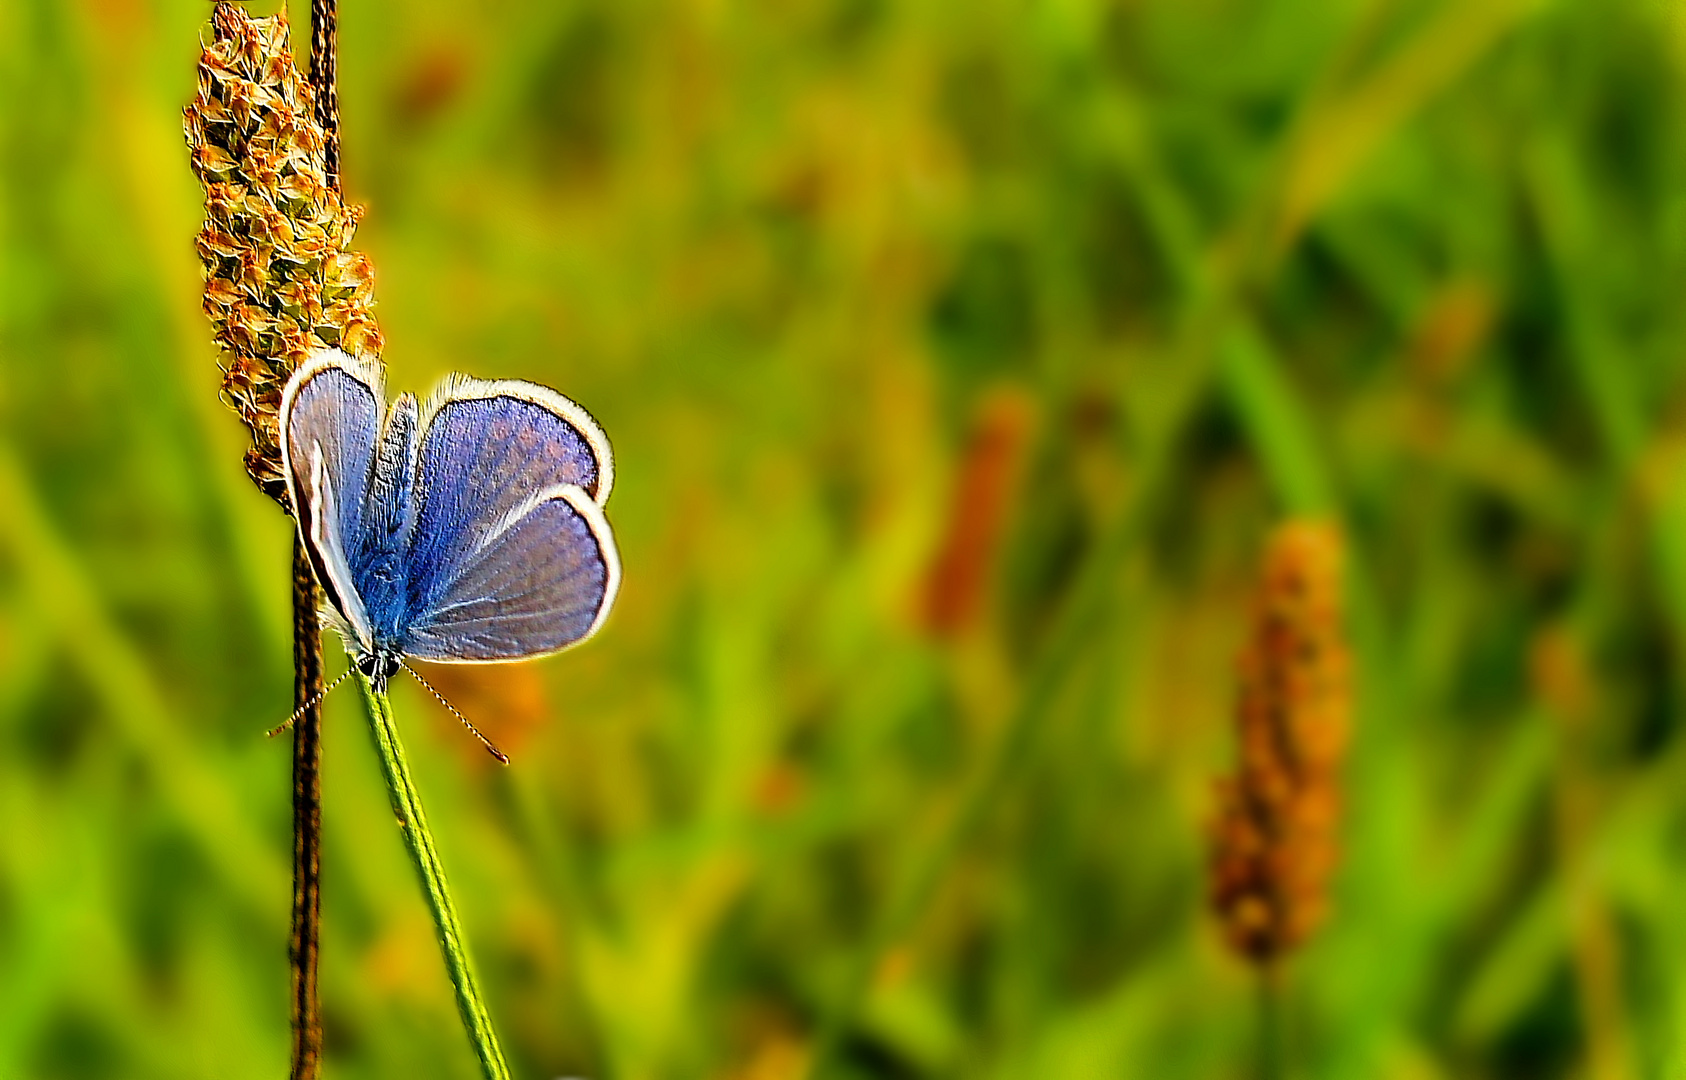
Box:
[279,349,620,727]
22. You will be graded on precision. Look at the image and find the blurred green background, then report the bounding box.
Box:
[4,0,1686,1076]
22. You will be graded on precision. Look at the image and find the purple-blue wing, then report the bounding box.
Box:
[405,484,619,661]
[407,377,612,609]
[280,351,382,648]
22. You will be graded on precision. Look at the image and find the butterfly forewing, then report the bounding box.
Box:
[281,353,383,646]
[408,383,610,588]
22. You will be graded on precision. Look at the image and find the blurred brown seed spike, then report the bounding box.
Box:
[1210,521,1350,965]
[184,2,383,505]
[921,389,1036,638]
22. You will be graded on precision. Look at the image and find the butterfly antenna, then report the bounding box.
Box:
[267,667,353,738]
[400,662,511,765]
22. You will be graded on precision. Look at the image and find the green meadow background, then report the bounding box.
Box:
[4,0,1686,1076]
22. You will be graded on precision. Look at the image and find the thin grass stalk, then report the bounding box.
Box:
[289,3,350,1072]
[1258,966,1286,1080]
[310,0,340,186]
[290,4,339,1074]
[289,540,325,1080]
[355,674,513,1080]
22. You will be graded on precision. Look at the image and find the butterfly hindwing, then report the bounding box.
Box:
[408,378,610,576]
[405,484,618,661]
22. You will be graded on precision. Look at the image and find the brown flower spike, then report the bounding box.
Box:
[184,3,382,504]
[1210,521,1349,964]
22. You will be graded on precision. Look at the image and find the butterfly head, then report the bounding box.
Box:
[356,649,403,695]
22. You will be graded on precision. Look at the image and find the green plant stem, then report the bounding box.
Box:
[1258,965,1286,1080]
[355,673,511,1080]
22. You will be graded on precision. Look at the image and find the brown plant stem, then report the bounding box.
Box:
[289,537,325,1080]
[310,0,340,186]
[290,4,339,1078]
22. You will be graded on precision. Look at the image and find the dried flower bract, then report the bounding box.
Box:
[184,3,382,503]
[1210,521,1349,964]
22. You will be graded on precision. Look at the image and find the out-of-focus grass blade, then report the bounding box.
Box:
[1271,0,1544,253]
[0,441,288,913]
[1218,322,1335,514]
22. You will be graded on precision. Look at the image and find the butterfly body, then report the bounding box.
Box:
[351,393,420,655]
[279,351,620,695]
